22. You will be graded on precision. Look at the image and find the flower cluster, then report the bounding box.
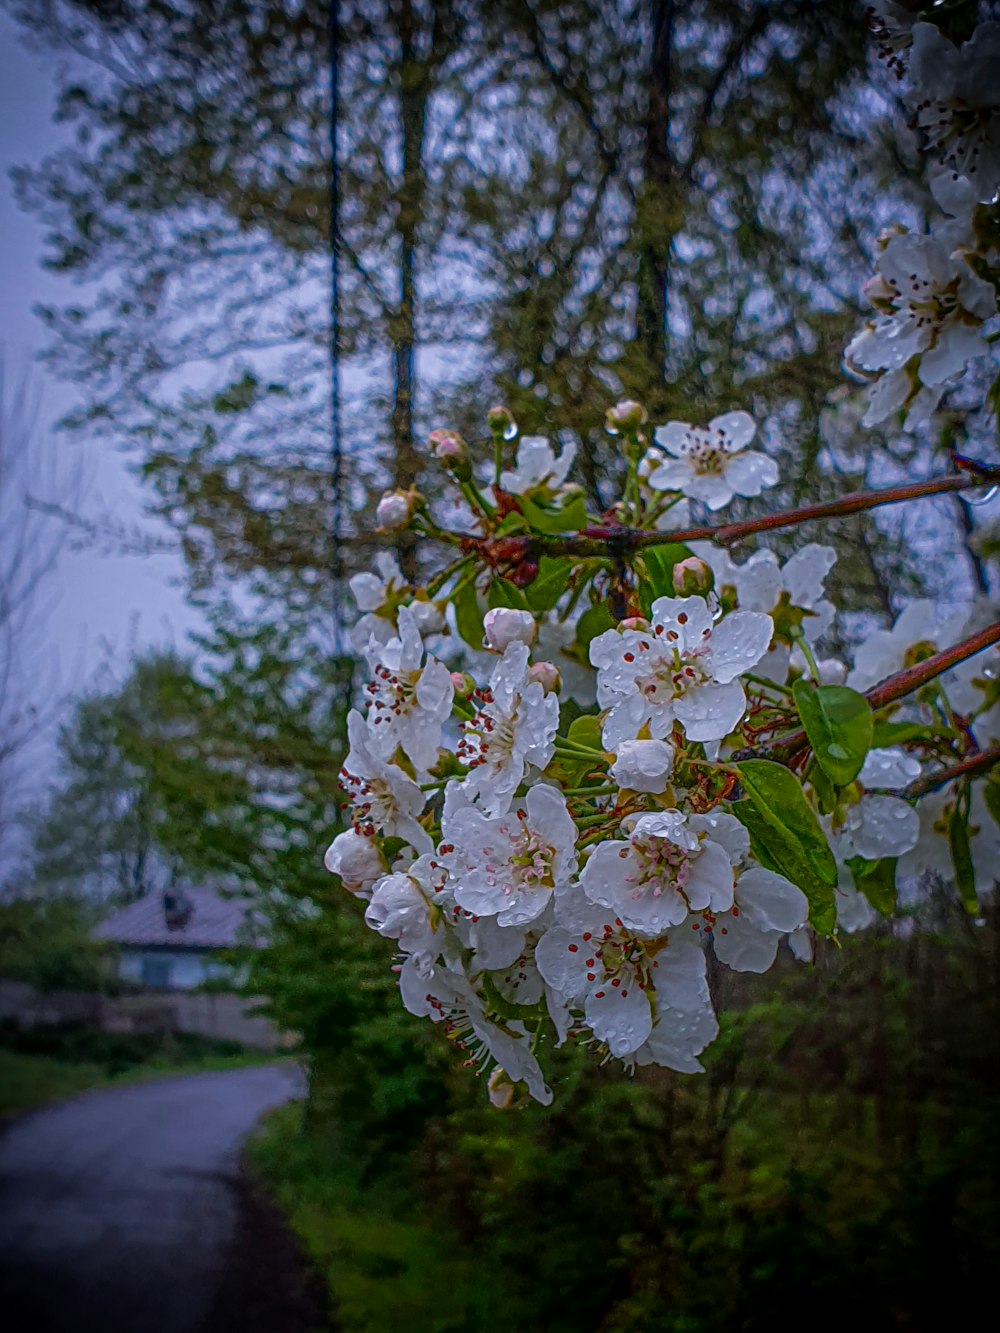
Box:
[848,8,1000,429]
[320,15,1000,1106]
[322,385,1000,1105]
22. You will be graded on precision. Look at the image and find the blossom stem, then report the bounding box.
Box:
[562,784,619,798]
[745,672,794,697]
[904,744,1000,799]
[772,620,1000,759]
[791,630,822,683]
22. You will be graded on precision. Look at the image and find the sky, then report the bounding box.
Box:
[0,12,202,797]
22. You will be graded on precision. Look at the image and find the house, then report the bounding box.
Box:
[94,887,263,990]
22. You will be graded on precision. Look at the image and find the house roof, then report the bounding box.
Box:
[93,888,263,950]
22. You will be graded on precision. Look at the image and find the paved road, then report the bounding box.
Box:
[0,1063,325,1333]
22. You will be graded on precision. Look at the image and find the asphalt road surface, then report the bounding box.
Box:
[0,1063,329,1333]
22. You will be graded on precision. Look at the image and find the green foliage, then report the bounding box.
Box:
[0,896,109,993]
[793,681,873,787]
[734,759,838,933]
[252,907,1000,1332]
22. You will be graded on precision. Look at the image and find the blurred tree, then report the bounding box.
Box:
[24,662,185,902]
[9,0,959,617]
[0,363,82,871]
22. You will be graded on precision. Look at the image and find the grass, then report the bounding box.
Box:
[0,1027,290,1121]
[247,1101,511,1333]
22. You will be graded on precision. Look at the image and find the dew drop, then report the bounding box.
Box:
[503,422,518,441]
[827,743,849,759]
[962,484,998,508]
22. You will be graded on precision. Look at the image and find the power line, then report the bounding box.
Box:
[329,0,344,653]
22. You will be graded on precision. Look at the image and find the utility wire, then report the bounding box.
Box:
[329,0,344,654]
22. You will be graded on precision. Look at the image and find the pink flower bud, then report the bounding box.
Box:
[527,661,561,694]
[483,607,537,652]
[671,556,713,597]
[487,405,517,439]
[605,399,648,433]
[619,616,650,632]
[450,671,476,699]
[428,428,471,482]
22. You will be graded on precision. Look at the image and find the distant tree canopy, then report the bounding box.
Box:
[12,0,975,617]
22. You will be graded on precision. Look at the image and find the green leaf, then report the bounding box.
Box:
[793,682,873,786]
[495,512,529,536]
[517,492,589,534]
[453,580,484,651]
[487,578,529,610]
[808,758,838,816]
[575,602,616,650]
[636,543,694,615]
[949,785,979,914]
[871,719,940,748]
[567,714,605,752]
[847,856,897,916]
[734,759,838,934]
[983,776,1000,830]
[524,556,574,613]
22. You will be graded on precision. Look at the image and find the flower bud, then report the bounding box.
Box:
[450,671,476,700]
[483,607,537,652]
[488,1066,524,1110]
[609,739,675,793]
[527,661,561,694]
[487,405,517,440]
[619,616,650,632]
[815,657,848,686]
[671,555,713,597]
[508,559,540,589]
[376,488,416,530]
[324,829,385,897]
[605,399,647,434]
[428,428,471,482]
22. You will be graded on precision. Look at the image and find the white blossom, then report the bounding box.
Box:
[440,783,578,927]
[349,551,443,651]
[848,600,970,693]
[842,794,920,861]
[323,828,385,898]
[906,20,1000,203]
[456,642,559,815]
[535,906,659,1058]
[608,738,675,793]
[365,855,448,969]
[579,810,734,937]
[647,411,778,511]
[500,435,576,496]
[591,596,773,747]
[340,709,431,853]
[364,605,454,771]
[483,607,537,653]
[634,942,719,1074]
[846,234,996,426]
[399,956,552,1104]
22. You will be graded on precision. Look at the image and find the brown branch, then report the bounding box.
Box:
[904,745,1000,799]
[448,458,1000,565]
[772,621,1000,759]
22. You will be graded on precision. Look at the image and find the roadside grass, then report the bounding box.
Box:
[0,1027,291,1120]
[247,1100,510,1333]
